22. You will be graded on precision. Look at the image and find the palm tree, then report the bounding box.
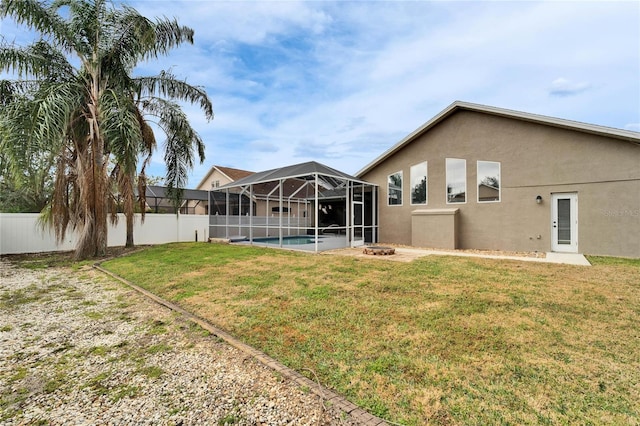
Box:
[0,80,56,213]
[0,0,213,258]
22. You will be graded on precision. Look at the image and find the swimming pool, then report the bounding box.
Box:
[252,236,318,245]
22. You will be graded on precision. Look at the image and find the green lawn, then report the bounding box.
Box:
[101,243,640,425]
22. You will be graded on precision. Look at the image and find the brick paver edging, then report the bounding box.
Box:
[94,263,389,426]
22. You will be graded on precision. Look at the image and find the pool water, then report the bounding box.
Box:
[252,236,317,245]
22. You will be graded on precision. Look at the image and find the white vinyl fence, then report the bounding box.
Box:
[0,213,209,255]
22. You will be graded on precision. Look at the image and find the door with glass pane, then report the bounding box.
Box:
[551,193,578,252]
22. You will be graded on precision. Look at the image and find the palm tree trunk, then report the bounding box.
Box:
[74,76,108,260]
[73,132,108,259]
[122,172,136,248]
[125,216,134,247]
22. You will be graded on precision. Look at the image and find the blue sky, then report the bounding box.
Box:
[2,1,639,187]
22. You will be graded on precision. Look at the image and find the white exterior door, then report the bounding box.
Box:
[551,193,578,253]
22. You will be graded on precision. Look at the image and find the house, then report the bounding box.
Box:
[356,101,640,258]
[166,165,254,215]
[196,165,254,191]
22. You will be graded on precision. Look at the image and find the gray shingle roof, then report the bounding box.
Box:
[146,185,208,201]
[217,161,370,190]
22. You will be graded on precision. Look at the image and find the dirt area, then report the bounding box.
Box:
[0,259,358,425]
[324,244,546,262]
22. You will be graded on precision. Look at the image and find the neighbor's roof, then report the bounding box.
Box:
[146,185,208,201]
[195,165,254,189]
[356,100,640,177]
[217,165,254,181]
[217,161,371,190]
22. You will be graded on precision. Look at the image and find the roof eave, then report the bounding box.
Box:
[195,166,217,189]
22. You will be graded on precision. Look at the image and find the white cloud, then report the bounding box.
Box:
[131,1,332,44]
[2,0,638,185]
[548,78,593,97]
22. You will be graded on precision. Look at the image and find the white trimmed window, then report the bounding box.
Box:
[388,171,403,206]
[446,158,466,204]
[410,162,427,205]
[477,161,501,202]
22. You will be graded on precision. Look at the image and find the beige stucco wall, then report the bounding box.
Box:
[197,169,236,191]
[361,110,640,257]
[411,209,459,249]
[192,169,236,215]
[188,199,208,215]
[253,199,310,218]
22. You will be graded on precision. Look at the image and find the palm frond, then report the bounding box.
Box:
[141,96,206,166]
[100,89,142,174]
[148,16,194,55]
[1,0,78,56]
[150,97,205,207]
[31,80,85,145]
[0,79,16,105]
[0,39,75,79]
[107,6,155,65]
[134,71,213,120]
[48,152,72,242]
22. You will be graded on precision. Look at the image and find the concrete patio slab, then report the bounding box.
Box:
[325,246,591,266]
[544,252,591,266]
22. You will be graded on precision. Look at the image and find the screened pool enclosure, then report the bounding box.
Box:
[209,161,378,252]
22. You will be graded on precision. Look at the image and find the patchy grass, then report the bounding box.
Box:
[110,385,140,402]
[0,285,44,309]
[138,365,164,380]
[101,243,640,425]
[86,371,111,393]
[145,343,172,355]
[1,246,144,270]
[95,243,640,424]
[84,311,105,320]
[147,319,169,335]
[1,251,80,270]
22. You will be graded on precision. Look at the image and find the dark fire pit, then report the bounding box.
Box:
[363,246,395,255]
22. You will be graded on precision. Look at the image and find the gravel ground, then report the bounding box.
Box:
[0,259,359,425]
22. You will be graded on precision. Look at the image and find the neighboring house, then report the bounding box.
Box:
[196,165,254,191]
[357,101,640,258]
[194,165,255,215]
